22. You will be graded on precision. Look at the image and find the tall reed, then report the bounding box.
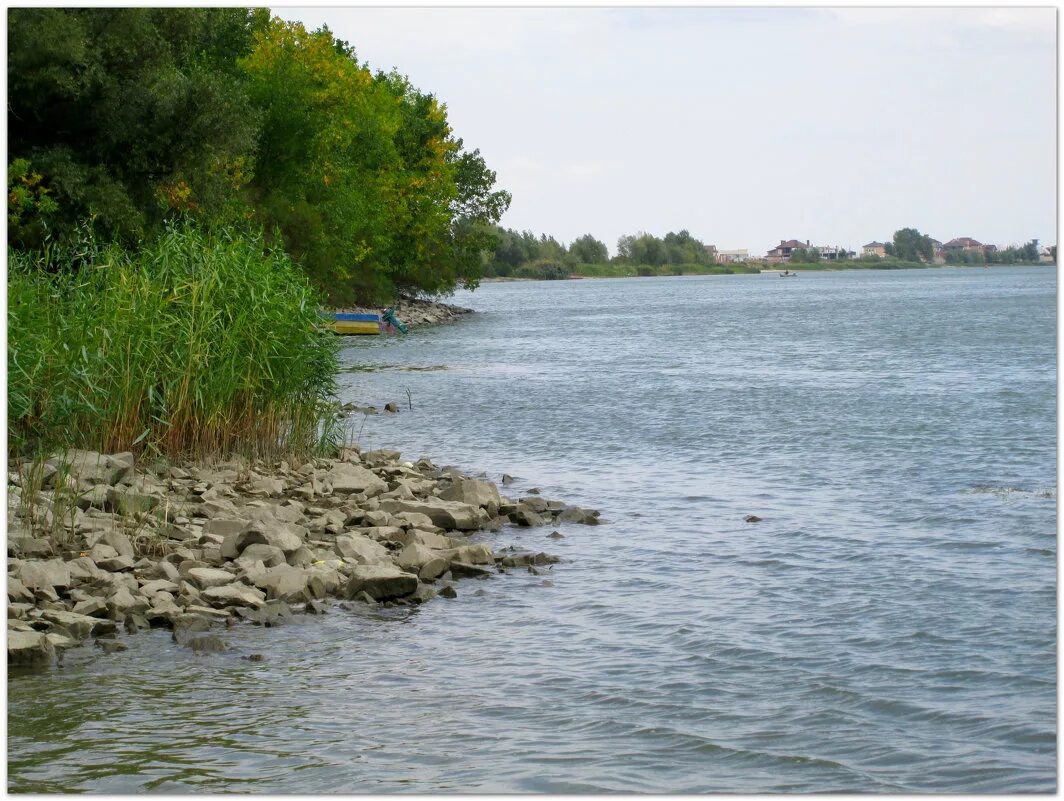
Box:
[8,224,341,460]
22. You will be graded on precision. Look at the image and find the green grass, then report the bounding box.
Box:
[8,223,340,460]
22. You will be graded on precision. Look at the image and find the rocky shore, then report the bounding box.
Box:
[7,447,600,667]
[334,296,474,328]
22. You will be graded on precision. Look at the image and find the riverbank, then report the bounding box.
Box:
[8,446,600,668]
[333,296,475,327]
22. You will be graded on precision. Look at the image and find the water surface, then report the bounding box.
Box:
[8,267,1056,792]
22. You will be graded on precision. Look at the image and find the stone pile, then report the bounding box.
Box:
[333,296,473,329]
[7,447,599,667]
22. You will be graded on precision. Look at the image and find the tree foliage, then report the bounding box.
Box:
[887,227,934,263]
[7,9,509,304]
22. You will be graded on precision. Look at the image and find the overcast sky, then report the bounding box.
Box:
[276,6,1056,256]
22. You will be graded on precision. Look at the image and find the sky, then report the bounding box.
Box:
[276,6,1057,257]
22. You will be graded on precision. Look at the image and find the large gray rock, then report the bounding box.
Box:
[334,534,391,565]
[344,565,418,601]
[257,565,309,602]
[106,487,159,516]
[440,543,495,566]
[8,630,56,666]
[237,543,288,568]
[220,520,306,558]
[39,609,111,640]
[439,477,502,517]
[186,567,237,590]
[378,498,485,531]
[395,543,450,581]
[325,463,388,497]
[47,450,130,487]
[19,559,71,590]
[108,586,149,618]
[203,518,248,538]
[557,506,601,525]
[202,583,266,609]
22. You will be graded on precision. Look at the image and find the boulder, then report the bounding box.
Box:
[237,543,288,568]
[187,567,238,590]
[510,506,546,527]
[343,564,418,601]
[557,506,600,525]
[378,498,485,531]
[395,543,449,580]
[439,477,502,516]
[19,559,71,590]
[8,630,56,666]
[48,450,129,487]
[202,583,266,609]
[449,562,493,579]
[7,577,34,603]
[203,518,248,538]
[325,463,388,497]
[220,520,306,558]
[334,534,391,565]
[106,487,158,516]
[187,634,228,653]
[498,551,560,568]
[257,565,309,602]
[108,586,148,618]
[441,543,495,566]
[95,554,135,573]
[40,609,108,640]
[72,597,109,618]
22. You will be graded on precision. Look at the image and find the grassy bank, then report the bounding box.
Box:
[8,225,340,460]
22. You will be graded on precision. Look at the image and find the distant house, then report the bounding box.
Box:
[704,244,718,258]
[766,239,810,262]
[716,248,749,264]
[943,237,984,254]
[813,245,846,261]
[928,238,946,263]
[862,241,887,258]
[1040,246,1056,263]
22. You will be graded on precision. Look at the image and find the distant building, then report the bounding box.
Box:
[766,239,810,262]
[1040,246,1056,263]
[812,245,846,261]
[704,244,718,258]
[862,241,887,258]
[716,248,750,264]
[943,237,984,254]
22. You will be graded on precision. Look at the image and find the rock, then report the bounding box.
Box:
[237,543,287,568]
[378,498,485,531]
[548,531,565,539]
[498,552,559,568]
[384,402,398,413]
[247,477,284,498]
[501,474,515,485]
[344,564,418,601]
[95,640,128,654]
[19,538,55,558]
[107,586,148,618]
[557,506,600,525]
[7,577,34,603]
[72,597,109,618]
[45,632,80,651]
[8,630,56,665]
[106,487,158,516]
[95,554,135,573]
[441,543,495,566]
[202,583,266,609]
[242,653,266,662]
[334,534,391,565]
[286,545,316,568]
[187,634,228,653]
[203,518,248,538]
[186,567,237,590]
[304,599,329,615]
[438,477,502,517]
[449,562,493,579]
[352,590,377,605]
[258,565,309,602]
[392,511,437,530]
[221,520,305,559]
[48,450,129,487]
[410,583,437,603]
[40,610,112,640]
[125,613,151,633]
[509,506,546,527]
[519,496,549,513]
[98,530,135,557]
[139,579,181,596]
[19,559,71,590]
[395,543,449,580]
[744,514,762,523]
[362,448,401,467]
[325,463,388,497]
[439,585,458,599]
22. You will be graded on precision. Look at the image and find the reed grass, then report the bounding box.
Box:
[8,223,341,460]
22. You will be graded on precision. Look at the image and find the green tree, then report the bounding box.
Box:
[569,234,608,263]
[890,227,934,262]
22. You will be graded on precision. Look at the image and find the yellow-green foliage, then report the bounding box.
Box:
[8,224,340,459]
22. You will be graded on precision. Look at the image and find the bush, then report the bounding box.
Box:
[8,223,340,459]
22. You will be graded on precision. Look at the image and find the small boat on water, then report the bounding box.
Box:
[326,308,409,335]
[780,270,797,277]
[328,312,381,335]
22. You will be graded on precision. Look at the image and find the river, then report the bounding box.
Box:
[8,266,1056,792]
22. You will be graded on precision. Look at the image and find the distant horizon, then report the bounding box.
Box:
[277,6,1056,257]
